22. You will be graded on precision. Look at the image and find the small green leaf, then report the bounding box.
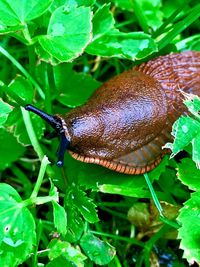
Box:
[0,0,53,26]
[53,64,102,107]
[48,239,86,266]
[65,207,84,243]
[52,201,67,235]
[0,128,25,170]
[38,6,92,62]
[0,99,12,125]
[0,183,36,266]
[80,233,116,265]
[92,4,115,38]
[178,192,200,264]
[184,94,200,120]
[65,186,99,223]
[8,75,34,105]
[164,116,200,156]
[7,107,45,146]
[177,158,200,191]
[192,133,200,169]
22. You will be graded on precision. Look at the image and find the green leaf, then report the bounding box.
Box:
[65,207,84,243]
[0,99,12,125]
[0,183,36,266]
[6,107,45,146]
[38,6,92,62]
[0,0,53,26]
[80,233,116,265]
[184,94,200,120]
[133,0,163,30]
[53,64,102,107]
[65,186,99,223]
[46,256,74,267]
[177,158,200,192]
[87,30,157,60]
[164,116,200,156]
[192,133,200,169]
[8,75,34,105]
[50,0,95,12]
[52,201,67,235]
[92,4,115,38]
[86,4,158,59]
[48,239,86,266]
[0,128,25,170]
[178,192,200,264]
[110,0,133,11]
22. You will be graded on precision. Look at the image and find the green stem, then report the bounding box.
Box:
[21,107,44,161]
[131,0,149,33]
[22,23,32,44]
[90,230,145,248]
[0,45,44,99]
[31,155,50,198]
[144,173,163,216]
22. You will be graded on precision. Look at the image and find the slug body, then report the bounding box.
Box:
[26,51,200,174]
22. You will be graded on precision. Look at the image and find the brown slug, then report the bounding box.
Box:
[25,51,200,174]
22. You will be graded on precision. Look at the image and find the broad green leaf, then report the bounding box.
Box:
[50,0,95,12]
[65,186,99,223]
[0,183,36,266]
[87,30,157,60]
[164,116,200,156]
[0,99,12,125]
[48,239,86,266]
[53,63,102,107]
[38,6,92,62]
[87,4,158,59]
[0,0,53,26]
[177,158,200,191]
[80,233,116,265]
[52,201,67,235]
[178,192,200,264]
[0,127,25,170]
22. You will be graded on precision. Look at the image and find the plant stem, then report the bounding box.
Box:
[21,107,44,161]
[144,173,163,216]
[0,45,44,99]
[31,156,50,198]
[90,230,144,248]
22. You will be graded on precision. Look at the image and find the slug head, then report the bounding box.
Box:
[25,104,70,167]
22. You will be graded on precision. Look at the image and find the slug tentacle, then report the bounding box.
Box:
[25,104,70,166]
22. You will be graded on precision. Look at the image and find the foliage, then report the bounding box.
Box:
[0,0,200,266]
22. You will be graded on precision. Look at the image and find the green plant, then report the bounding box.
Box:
[0,0,200,266]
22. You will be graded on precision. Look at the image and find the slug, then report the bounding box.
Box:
[25,51,200,174]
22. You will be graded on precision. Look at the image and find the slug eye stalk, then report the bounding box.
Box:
[25,104,70,167]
